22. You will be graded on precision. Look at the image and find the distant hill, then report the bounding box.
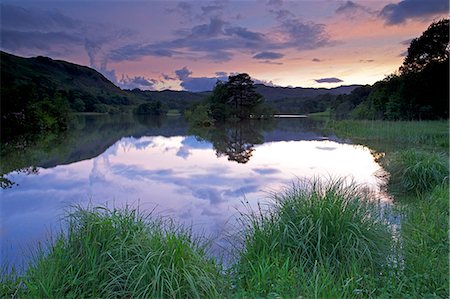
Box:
[254,84,362,102]
[0,51,132,112]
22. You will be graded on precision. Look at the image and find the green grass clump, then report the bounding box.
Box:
[398,183,449,297]
[8,206,223,298]
[233,179,392,298]
[386,149,448,194]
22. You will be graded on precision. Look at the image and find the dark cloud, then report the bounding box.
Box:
[267,0,283,6]
[379,0,448,25]
[174,66,226,92]
[181,77,225,92]
[108,43,181,62]
[269,9,295,21]
[1,29,82,53]
[201,5,223,15]
[335,1,372,15]
[312,58,321,62]
[224,26,265,41]
[0,4,136,86]
[191,17,227,37]
[279,18,332,50]
[117,75,156,90]
[359,59,374,63]
[108,14,331,65]
[203,50,234,63]
[253,51,284,60]
[175,66,192,81]
[315,77,343,83]
[0,4,79,31]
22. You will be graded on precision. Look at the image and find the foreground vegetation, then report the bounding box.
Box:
[2,120,448,298]
[2,207,223,298]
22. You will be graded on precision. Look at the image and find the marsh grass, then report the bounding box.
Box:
[386,149,448,194]
[6,206,223,298]
[232,179,392,297]
[395,183,449,297]
[324,120,449,151]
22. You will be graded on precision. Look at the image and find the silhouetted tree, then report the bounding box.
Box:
[226,73,263,119]
[400,18,449,75]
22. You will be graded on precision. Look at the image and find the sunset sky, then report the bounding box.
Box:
[0,0,448,91]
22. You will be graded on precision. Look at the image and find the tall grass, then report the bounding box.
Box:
[233,179,392,298]
[385,149,448,194]
[324,120,449,151]
[5,206,223,298]
[400,183,449,297]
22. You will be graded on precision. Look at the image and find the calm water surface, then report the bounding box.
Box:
[1,115,388,267]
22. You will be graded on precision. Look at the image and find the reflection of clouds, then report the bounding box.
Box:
[315,146,337,151]
[89,155,111,184]
[2,134,389,269]
[192,187,223,205]
[224,185,260,197]
[176,146,191,159]
[182,136,212,149]
[252,168,280,175]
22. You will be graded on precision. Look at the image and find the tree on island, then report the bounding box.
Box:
[225,73,263,120]
[186,73,265,125]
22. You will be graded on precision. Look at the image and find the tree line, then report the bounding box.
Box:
[331,19,449,120]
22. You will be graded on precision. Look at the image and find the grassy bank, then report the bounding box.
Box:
[324,119,449,152]
[2,207,223,298]
[232,179,392,298]
[325,119,449,298]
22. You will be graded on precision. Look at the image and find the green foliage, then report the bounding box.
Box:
[8,206,223,298]
[324,120,449,152]
[184,103,214,126]
[191,73,264,123]
[0,51,137,141]
[226,73,264,119]
[330,85,372,119]
[385,150,449,194]
[400,18,449,74]
[330,19,449,120]
[399,181,450,298]
[134,101,168,116]
[233,179,391,297]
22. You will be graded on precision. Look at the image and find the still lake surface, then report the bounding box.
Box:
[1,115,388,268]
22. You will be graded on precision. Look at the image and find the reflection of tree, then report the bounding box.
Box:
[189,119,276,164]
[0,114,188,188]
[1,167,39,189]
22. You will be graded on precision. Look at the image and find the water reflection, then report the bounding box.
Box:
[0,116,388,268]
[190,120,275,164]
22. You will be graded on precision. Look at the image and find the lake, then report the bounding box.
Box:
[0,115,389,268]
